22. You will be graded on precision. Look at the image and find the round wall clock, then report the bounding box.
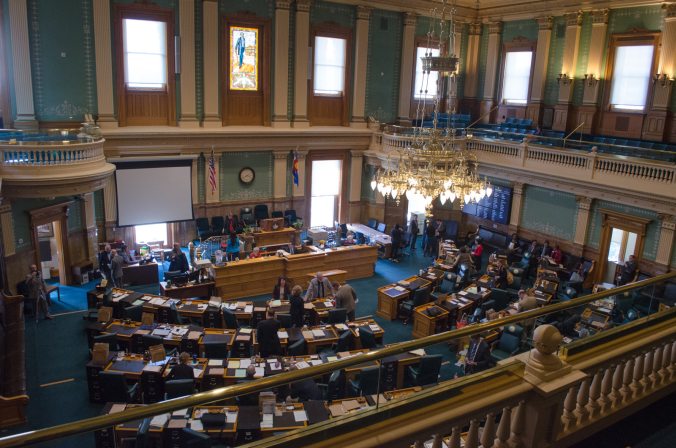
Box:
[239,167,255,184]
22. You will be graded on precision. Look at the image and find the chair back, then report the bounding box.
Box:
[168,303,183,325]
[271,210,284,219]
[326,370,345,401]
[123,304,143,322]
[413,286,431,307]
[277,313,292,329]
[135,418,151,448]
[358,326,377,349]
[203,341,229,359]
[438,277,454,294]
[142,334,165,351]
[336,330,353,352]
[254,204,269,221]
[288,338,307,356]
[181,427,213,447]
[417,354,443,385]
[497,332,520,353]
[164,379,195,399]
[284,209,298,225]
[367,218,378,229]
[211,216,225,234]
[240,207,255,225]
[195,218,210,231]
[355,232,366,244]
[223,308,239,329]
[99,371,131,402]
[328,308,347,324]
[357,366,381,395]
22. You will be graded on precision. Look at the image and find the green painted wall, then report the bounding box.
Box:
[28,0,96,121]
[519,185,578,240]
[197,154,206,204]
[455,24,468,105]
[219,0,272,17]
[476,25,488,100]
[586,200,660,261]
[94,189,105,222]
[67,200,83,232]
[572,13,592,106]
[219,151,273,201]
[361,163,376,202]
[607,5,663,34]
[311,1,354,28]
[364,10,402,123]
[502,19,538,42]
[543,17,566,106]
[195,0,204,121]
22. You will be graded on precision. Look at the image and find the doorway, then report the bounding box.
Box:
[603,228,638,284]
[30,202,73,285]
[595,209,650,285]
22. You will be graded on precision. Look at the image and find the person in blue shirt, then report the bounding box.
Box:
[225,232,241,261]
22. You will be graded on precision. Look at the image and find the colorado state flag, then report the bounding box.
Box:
[292,150,299,186]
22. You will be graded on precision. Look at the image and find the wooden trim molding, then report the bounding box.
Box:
[28,202,73,285]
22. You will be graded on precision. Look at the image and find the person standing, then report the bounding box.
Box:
[390,224,403,262]
[304,272,334,302]
[333,282,357,321]
[110,249,124,288]
[256,310,282,357]
[225,232,241,261]
[424,221,437,257]
[289,285,305,327]
[26,264,52,321]
[618,255,638,285]
[464,333,490,374]
[235,32,246,68]
[169,246,189,272]
[98,244,112,281]
[409,215,419,251]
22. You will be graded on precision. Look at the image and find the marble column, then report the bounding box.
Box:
[480,22,502,123]
[508,182,524,231]
[273,150,290,199]
[83,192,98,263]
[351,7,371,127]
[348,151,364,223]
[655,215,675,267]
[272,0,292,127]
[463,22,481,101]
[573,196,593,249]
[103,175,117,239]
[191,158,199,204]
[552,12,582,132]
[397,13,416,124]
[643,6,676,141]
[292,0,312,128]
[526,17,553,125]
[8,0,37,128]
[202,0,221,127]
[579,9,608,135]
[178,0,199,127]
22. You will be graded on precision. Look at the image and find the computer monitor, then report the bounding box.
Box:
[164,270,185,282]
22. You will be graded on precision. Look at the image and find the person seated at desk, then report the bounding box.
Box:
[343,232,356,245]
[450,246,474,271]
[550,245,563,265]
[617,255,638,286]
[287,364,322,401]
[225,232,241,261]
[256,310,282,357]
[272,276,292,301]
[289,285,305,327]
[492,262,508,289]
[168,246,189,272]
[514,289,537,312]
[305,272,334,302]
[248,246,262,259]
[471,237,484,268]
[167,352,195,381]
[464,333,491,374]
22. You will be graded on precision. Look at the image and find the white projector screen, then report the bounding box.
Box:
[115,160,194,227]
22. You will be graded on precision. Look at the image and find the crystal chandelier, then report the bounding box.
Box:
[371,0,492,216]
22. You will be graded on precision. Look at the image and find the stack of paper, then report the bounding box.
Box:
[277,331,289,339]
[312,329,325,338]
[189,419,203,431]
[109,404,126,414]
[228,360,240,369]
[240,359,252,368]
[293,410,308,422]
[226,411,238,424]
[324,301,333,307]
[254,367,265,378]
[239,328,253,334]
[150,414,169,428]
[270,300,282,307]
[261,413,273,428]
[244,305,253,313]
[208,359,223,366]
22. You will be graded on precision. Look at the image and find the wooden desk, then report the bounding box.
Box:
[160,281,214,299]
[376,285,409,320]
[213,257,284,298]
[397,276,432,292]
[295,326,338,354]
[345,319,385,348]
[199,329,237,355]
[347,223,392,258]
[122,262,159,286]
[305,269,347,287]
[311,245,378,280]
[412,303,449,338]
[190,406,239,436]
[252,227,296,247]
[306,298,335,325]
[419,268,445,288]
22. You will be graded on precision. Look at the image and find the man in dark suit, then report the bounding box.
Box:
[98,244,112,281]
[464,333,491,374]
[618,255,638,285]
[304,272,334,302]
[167,352,195,381]
[256,310,282,357]
[288,365,322,401]
[110,249,124,288]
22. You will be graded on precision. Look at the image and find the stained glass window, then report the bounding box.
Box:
[229,26,258,91]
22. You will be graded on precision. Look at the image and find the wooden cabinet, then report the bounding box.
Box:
[412,303,449,339]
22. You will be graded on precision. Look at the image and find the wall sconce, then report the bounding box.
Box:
[557,73,573,86]
[653,73,674,87]
[583,74,599,87]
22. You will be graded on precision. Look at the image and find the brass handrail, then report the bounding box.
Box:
[1,272,674,447]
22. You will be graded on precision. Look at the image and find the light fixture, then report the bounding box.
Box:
[653,73,674,87]
[557,73,572,85]
[370,0,492,217]
[583,74,598,87]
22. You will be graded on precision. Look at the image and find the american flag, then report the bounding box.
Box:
[208,147,217,195]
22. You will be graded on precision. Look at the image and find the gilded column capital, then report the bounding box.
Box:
[356,6,371,21]
[469,22,482,35]
[350,150,365,158]
[512,182,524,195]
[537,16,553,31]
[658,214,676,231]
[295,149,309,159]
[576,196,593,210]
[591,9,609,25]
[404,12,417,27]
[296,0,312,13]
[275,0,291,10]
[565,11,582,27]
[488,21,502,34]
[664,3,676,20]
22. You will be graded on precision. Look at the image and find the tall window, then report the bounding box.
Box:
[313,37,346,95]
[502,51,533,105]
[609,45,654,111]
[310,160,341,228]
[414,47,440,99]
[123,19,167,90]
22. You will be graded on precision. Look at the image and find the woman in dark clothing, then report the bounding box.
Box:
[272,276,292,301]
[289,285,305,328]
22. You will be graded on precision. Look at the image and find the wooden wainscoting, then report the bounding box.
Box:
[597,111,645,140]
[308,95,346,126]
[122,90,174,126]
[225,92,265,126]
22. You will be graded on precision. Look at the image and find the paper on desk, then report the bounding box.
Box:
[310,359,323,366]
[171,327,189,336]
[150,414,169,428]
[312,329,325,337]
[334,323,348,331]
[295,361,310,369]
[268,362,282,371]
[244,305,253,313]
[240,359,251,368]
[192,367,203,377]
[140,295,153,301]
[301,330,314,340]
[277,331,289,339]
[254,367,265,378]
[394,286,406,292]
[226,411,238,424]
[172,408,189,417]
[112,296,124,303]
[293,410,308,422]
[234,369,246,378]
[239,328,253,334]
[262,413,273,423]
[133,300,145,306]
[109,404,126,414]
[236,301,246,308]
[324,301,333,307]
[226,302,237,310]
[341,400,362,411]
[150,298,166,306]
[458,290,468,296]
[228,360,240,369]
[197,304,208,311]
[270,300,282,307]
[208,359,222,366]
[409,349,426,356]
[189,419,203,431]
[328,404,345,417]
[369,324,380,332]
[327,356,338,362]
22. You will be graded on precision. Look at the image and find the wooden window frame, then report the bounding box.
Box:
[602,32,660,115]
[113,3,176,127]
[410,36,444,118]
[305,150,349,225]
[308,24,352,126]
[221,14,271,126]
[497,38,536,108]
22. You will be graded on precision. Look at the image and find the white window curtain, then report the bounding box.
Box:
[610,45,654,111]
[310,160,341,228]
[123,19,167,89]
[502,51,533,104]
[414,47,440,99]
[313,37,346,95]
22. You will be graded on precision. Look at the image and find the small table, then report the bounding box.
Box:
[412,303,449,339]
[45,284,60,302]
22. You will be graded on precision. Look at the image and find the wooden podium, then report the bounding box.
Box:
[376,285,409,320]
[412,303,449,338]
[259,217,285,232]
